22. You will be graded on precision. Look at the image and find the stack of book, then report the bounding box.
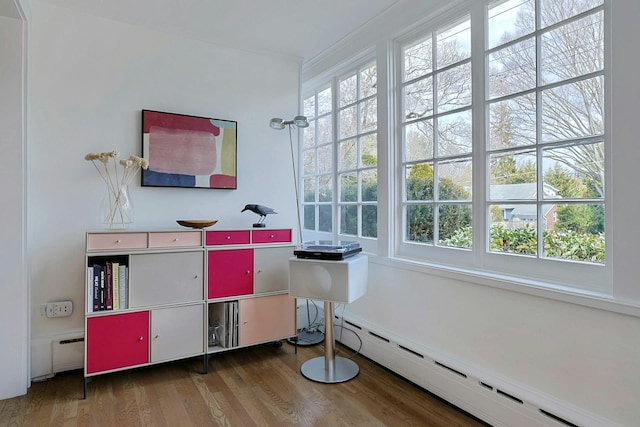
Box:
[86,262,128,312]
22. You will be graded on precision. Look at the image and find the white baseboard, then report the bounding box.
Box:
[333,312,620,427]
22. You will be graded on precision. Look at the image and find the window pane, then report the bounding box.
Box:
[362,169,378,202]
[403,36,432,82]
[542,203,604,263]
[406,163,434,201]
[319,175,332,202]
[318,87,332,115]
[438,158,472,201]
[438,204,472,248]
[489,94,536,149]
[340,73,357,107]
[487,0,535,49]
[303,149,316,175]
[362,205,378,238]
[319,204,332,232]
[404,77,433,120]
[489,150,537,193]
[340,138,357,170]
[340,205,358,236]
[360,134,377,167]
[404,120,434,162]
[318,145,333,174]
[437,110,472,156]
[304,96,315,120]
[317,115,332,144]
[488,205,538,256]
[540,0,603,28]
[360,98,377,133]
[407,204,434,244]
[437,62,472,113]
[360,64,377,98]
[541,76,604,143]
[436,17,471,69]
[304,205,315,231]
[488,37,536,99]
[303,177,315,202]
[340,172,357,202]
[541,12,604,84]
[340,105,357,139]
[303,121,316,149]
[543,142,604,199]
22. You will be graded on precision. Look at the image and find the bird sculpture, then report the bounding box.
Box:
[241,204,277,228]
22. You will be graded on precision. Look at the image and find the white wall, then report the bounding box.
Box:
[26,1,301,378]
[305,1,640,426]
[0,5,29,399]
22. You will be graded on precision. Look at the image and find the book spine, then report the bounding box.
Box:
[112,262,120,310]
[93,265,101,311]
[105,262,113,310]
[118,265,127,309]
[86,266,93,313]
[99,268,105,311]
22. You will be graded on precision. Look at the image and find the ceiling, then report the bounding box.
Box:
[33,0,404,62]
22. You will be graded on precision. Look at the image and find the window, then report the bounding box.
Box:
[302,61,378,243]
[302,0,608,292]
[302,86,334,234]
[486,0,605,264]
[401,16,473,249]
[338,63,378,238]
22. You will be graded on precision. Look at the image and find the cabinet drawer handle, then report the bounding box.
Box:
[226,236,231,240]
[173,237,179,242]
[246,270,251,275]
[115,239,122,244]
[194,275,199,279]
[138,336,144,341]
[270,234,274,238]
[154,334,160,339]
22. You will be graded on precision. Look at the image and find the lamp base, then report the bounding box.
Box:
[252,223,266,228]
[287,329,324,346]
[300,356,359,383]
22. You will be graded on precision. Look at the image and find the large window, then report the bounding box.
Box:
[338,63,378,238]
[302,61,378,242]
[302,0,608,291]
[401,16,473,248]
[486,0,605,263]
[302,86,334,234]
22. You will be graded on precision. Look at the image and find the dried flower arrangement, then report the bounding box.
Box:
[84,151,149,228]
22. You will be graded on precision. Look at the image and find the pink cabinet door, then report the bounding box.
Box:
[86,311,149,374]
[208,249,253,299]
[238,294,296,346]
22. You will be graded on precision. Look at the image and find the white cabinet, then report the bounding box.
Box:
[151,304,204,363]
[84,228,295,398]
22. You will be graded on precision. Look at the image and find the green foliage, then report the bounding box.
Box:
[439,224,605,263]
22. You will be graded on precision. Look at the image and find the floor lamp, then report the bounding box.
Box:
[270,115,324,346]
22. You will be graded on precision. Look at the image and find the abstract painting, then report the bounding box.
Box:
[141,110,237,189]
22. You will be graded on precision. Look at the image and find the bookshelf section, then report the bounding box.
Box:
[83,228,296,398]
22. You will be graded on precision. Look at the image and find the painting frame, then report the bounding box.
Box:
[141,109,237,190]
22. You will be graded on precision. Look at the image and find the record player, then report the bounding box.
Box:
[293,240,362,260]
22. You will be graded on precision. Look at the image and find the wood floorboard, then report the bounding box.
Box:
[1,342,489,426]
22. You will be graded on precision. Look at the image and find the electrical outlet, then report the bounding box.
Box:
[46,301,73,318]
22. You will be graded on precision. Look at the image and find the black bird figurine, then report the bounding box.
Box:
[241,204,277,228]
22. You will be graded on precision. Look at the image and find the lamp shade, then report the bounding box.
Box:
[270,118,285,130]
[293,116,309,128]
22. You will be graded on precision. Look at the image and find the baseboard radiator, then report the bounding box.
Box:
[333,313,619,427]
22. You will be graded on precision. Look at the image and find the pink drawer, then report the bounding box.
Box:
[206,230,251,246]
[149,231,201,248]
[252,229,292,244]
[87,233,148,251]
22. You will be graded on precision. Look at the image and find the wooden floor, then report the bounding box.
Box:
[0,342,488,426]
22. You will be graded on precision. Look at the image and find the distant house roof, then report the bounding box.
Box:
[491,183,561,220]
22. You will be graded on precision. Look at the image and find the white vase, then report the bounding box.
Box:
[100,185,134,229]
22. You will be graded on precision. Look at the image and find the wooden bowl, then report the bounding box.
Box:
[176,220,218,229]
